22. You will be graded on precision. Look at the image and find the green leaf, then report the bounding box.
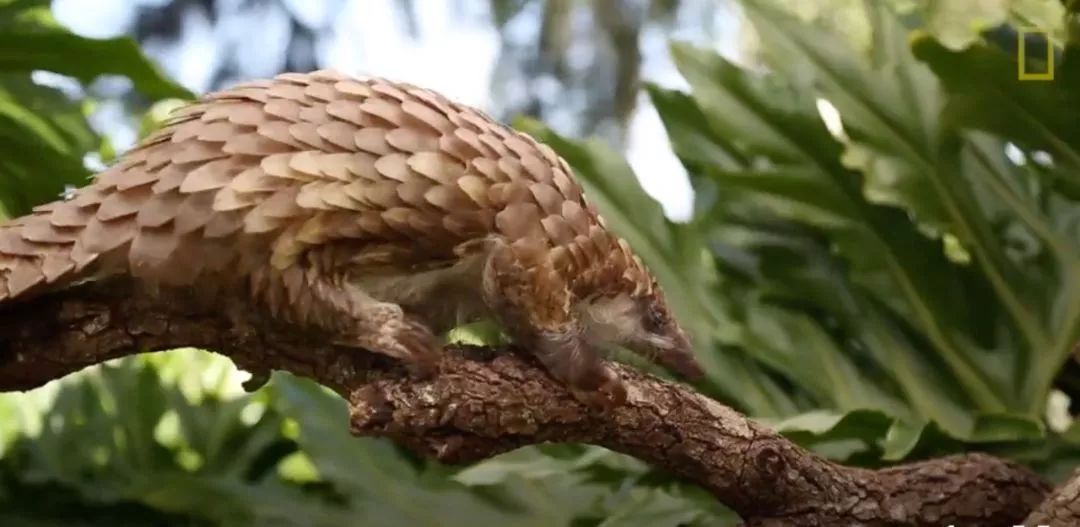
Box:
[0,121,89,216]
[924,0,1008,49]
[0,32,192,100]
[651,1,1080,453]
[881,419,960,461]
[770,409,897,461]
[0,353,362,527]
[912,35,1080,169]
[659,37,1003,429]
[589,490,733,527]
[0,3,192,217]
[0,74,97,216]
[736,0,1073,416]
[968,413,1047,442]
[270,372,576,527]
[767,407,1045,463]
[771,409,895,440]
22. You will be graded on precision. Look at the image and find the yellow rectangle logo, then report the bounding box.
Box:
[1018,29,1054,81]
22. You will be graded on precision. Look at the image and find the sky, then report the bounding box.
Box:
[53,0,744,221]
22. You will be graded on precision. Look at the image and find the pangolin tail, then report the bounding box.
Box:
[1,208,85,302]
[0,170,183,303]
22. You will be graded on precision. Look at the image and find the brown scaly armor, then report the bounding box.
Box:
[0,70,701,406]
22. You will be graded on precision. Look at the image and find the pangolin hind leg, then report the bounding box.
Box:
[481,239,627,408]
[262,266,440,377]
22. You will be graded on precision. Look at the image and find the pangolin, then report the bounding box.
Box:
[0,70,702,405]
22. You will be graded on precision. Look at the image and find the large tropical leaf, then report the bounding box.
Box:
[623,0,1080,452]
[0,0,190,100]
[0,352,360,527]
[0,0,190,218]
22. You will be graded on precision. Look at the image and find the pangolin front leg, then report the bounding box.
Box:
[482,239,627,408]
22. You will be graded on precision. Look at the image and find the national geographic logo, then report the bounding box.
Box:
[1017,27,1055,81]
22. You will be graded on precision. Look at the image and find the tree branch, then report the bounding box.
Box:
[0,278,1061,525]
[1025,467,1080,526]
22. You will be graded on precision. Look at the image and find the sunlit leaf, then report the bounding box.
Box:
[0,31,191,100]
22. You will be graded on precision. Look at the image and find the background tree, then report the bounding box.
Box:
[54,0,731,152]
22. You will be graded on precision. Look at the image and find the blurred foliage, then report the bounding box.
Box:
[2,0,1080,524]
[740,0,1067,56]
[0,351,730,526]
[484,0,725,148]
[129,0,338,88]
[530,0,1080,471]
[0,0,188,219]
[77,0,728,150]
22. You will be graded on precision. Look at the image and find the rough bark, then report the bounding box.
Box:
[0,278,1068,525]
[1024,467,1080,526]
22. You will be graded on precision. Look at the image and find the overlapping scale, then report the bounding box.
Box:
[0,70,654,304]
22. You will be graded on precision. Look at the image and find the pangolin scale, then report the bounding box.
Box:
[0,70,701,404]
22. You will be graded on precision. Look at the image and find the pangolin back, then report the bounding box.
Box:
[0,70,655,307]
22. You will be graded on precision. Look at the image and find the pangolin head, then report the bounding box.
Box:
[577,279,703,381]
